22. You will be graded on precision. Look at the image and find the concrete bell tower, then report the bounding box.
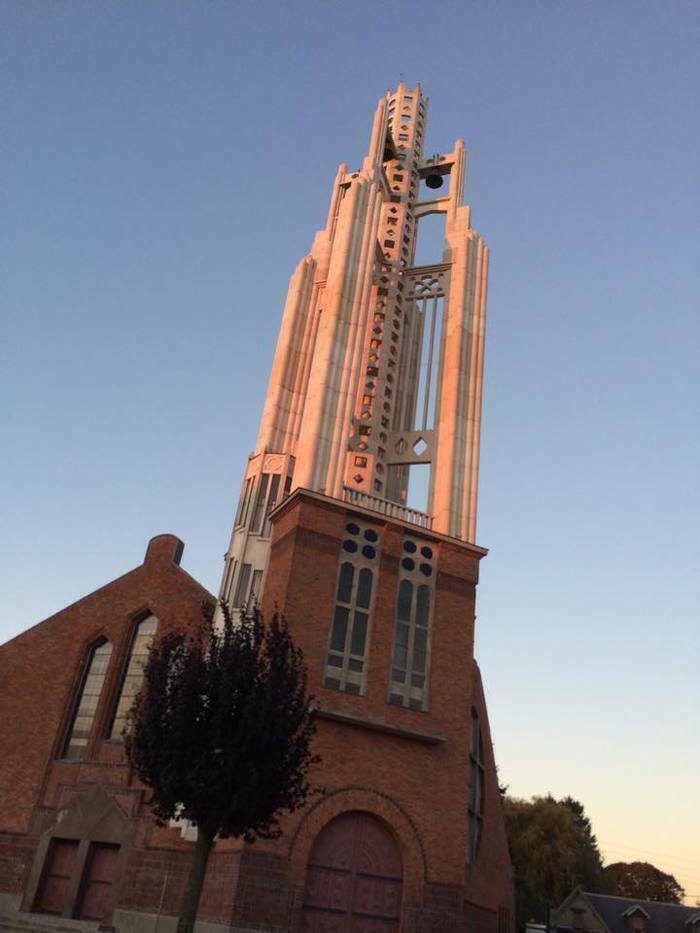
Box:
[211,85,513,933]
[220,82,488,610]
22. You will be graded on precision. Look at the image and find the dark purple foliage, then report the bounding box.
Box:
[125,602,318,843]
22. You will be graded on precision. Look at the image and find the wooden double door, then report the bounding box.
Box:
[302,811,403,931]
[35,838,118,922]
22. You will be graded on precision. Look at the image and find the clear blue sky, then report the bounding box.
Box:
[2,0,698,898]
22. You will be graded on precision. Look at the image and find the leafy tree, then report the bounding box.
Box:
[125,602,318,933]
[561,796,605,891]
[603,862,685,904]
[504,795,605,929]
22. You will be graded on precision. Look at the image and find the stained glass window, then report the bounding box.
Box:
[62,641,112,760]
[323,519,380,695]
[108,615,157,741]
[388,538,436,710]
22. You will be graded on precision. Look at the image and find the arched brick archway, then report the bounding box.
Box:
[301,811,403,931]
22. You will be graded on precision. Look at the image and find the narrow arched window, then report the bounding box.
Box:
[391,579,412,674]
[62,640,113,760]
[389,538,435,710]
[323,519,381,695]
[108,614,158,740]
[468,708,485,861]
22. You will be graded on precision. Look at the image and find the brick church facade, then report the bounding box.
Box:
[0,84,514,932]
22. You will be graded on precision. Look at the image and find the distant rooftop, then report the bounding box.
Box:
[558,891,700,933]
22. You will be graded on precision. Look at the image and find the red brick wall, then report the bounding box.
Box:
[0,836,33,896]
[0,535,218,920]
[0,535,213,835]
[258,491,514,930]
[0,515,513,931]
[466,664,515,917]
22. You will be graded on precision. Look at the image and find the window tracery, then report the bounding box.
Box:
[61,640,113,760]
[108,614,158,741]
[324,518,381,695]
[388,537,435,709]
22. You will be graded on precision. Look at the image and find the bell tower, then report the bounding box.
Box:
[213,84,513,933]
[220,82,488,610]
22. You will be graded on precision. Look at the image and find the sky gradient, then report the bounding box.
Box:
[2,0,698,901]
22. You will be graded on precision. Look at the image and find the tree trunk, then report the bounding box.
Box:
[176,826,214,933]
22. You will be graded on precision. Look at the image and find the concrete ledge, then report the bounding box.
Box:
[0,894,22,918]
[0,909,98,933]
[113,910,237,933]
[0,903,246,933]
[318,708,447,744]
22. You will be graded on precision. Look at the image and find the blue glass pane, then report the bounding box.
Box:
[397,580,412,621]
[393,645,408,667]
[330,607,349,651]
[350,612,368,656]
[337,562,354,603]
[416,585,430,627]
[413,628,427,672]
[356,568,373,609]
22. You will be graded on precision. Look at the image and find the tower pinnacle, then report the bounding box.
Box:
[220,85,489,609]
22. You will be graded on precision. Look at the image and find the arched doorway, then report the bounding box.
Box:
[301,811,403,931]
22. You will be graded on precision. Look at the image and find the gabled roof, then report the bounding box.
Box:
[0,533,214,649]
[583,893,699,933]
[623,907,651,920]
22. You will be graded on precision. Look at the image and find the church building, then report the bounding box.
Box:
[0,84,513,932]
